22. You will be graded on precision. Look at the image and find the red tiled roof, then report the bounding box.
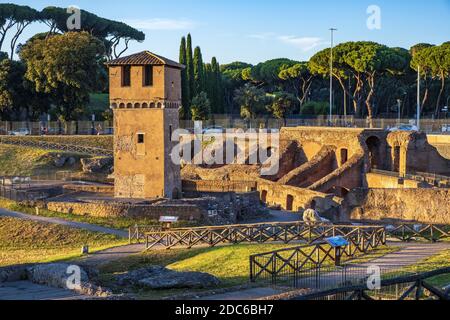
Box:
[106,51,185,69]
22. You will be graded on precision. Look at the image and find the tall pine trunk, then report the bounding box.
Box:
[435,72,445,117]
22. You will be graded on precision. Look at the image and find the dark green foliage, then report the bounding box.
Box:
[0,4,40,58]
[234,83,268,122]
[266,92,297,123]
[190,92,211,121]
[179,36,190,119]
[40,6,145,60]
[186,34,195,101]
[301,101,330,115]
[20,32,106,121]
[193,46,205,96]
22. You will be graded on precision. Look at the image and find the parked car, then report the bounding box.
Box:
[8,128,30,136]
[388,124,419,132]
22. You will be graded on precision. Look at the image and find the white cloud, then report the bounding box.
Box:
[278,36,324,51]
[247,32,277,40]
[124,18,196,30]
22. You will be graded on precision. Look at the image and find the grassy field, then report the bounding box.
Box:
[0,145,84,176]
[0,216,127,267]
[386,249,450,288]
[98,243,396,299]
[0,197,198,231]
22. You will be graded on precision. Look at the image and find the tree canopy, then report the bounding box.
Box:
[19,32,106,120]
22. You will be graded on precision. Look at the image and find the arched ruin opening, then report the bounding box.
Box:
[286,194,294,211]
[172,188,181,199]
[340,148,348,166]
[393,146,401,172]
[366,136,381,169]
[261,190,268,203]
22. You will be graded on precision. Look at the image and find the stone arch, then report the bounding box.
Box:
[172,187,181,200]
[325,186,350,198]
[142,103,148,108]
[393,146,401,172]
[119,103,125,109]
[150,102,156,108]
[261,190,268,203]
[157,102,162,109]
[366,136,382,169]
[111,103,118,109]
[134,102,141,109]
[340,148,348,166]
[286,194,294,211]
[126,103,133,109]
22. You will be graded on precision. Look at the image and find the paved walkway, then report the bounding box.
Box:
[73,243,145,267]
[0,207,128,238]
[0,281,89,300]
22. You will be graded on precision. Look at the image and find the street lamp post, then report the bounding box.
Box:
[329,28,337,126]
[417,65,421,131]
[397,99,402,125]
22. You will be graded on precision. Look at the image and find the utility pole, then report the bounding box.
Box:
[329,28,337,126]
[417,65,421,130]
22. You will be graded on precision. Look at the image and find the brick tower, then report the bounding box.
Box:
[106,51,184,199]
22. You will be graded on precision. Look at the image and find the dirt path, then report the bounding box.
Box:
[0,207,128,238]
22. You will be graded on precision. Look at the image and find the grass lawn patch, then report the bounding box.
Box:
[0,216,127,267]
[0,197,199,231]
[0,145,84,176]
[98,243,397,300]
[385,249,450,288]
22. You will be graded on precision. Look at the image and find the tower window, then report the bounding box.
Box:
[169,125,173,141]
[122,66,131,87]
[137,133,145,144]
[143,65,153,86]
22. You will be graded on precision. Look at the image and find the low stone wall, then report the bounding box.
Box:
[278,146,336,188]
[46,201,203,221]
[257,181,338,214]
[428,134,450,160]
[366,173,426,189]
[62,184,114,194]
[309,153,364,193]
[342,188,450,224]
[182,179,257,193]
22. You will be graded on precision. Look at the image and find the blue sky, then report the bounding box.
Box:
[4,0,450,64]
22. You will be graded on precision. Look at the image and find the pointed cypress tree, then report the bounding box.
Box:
[215,60,224,114]
[186,34,195,102]
[179,36,190,119]
[210,57,219,113]
[204,63,214,110]
[193,46,204,96]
